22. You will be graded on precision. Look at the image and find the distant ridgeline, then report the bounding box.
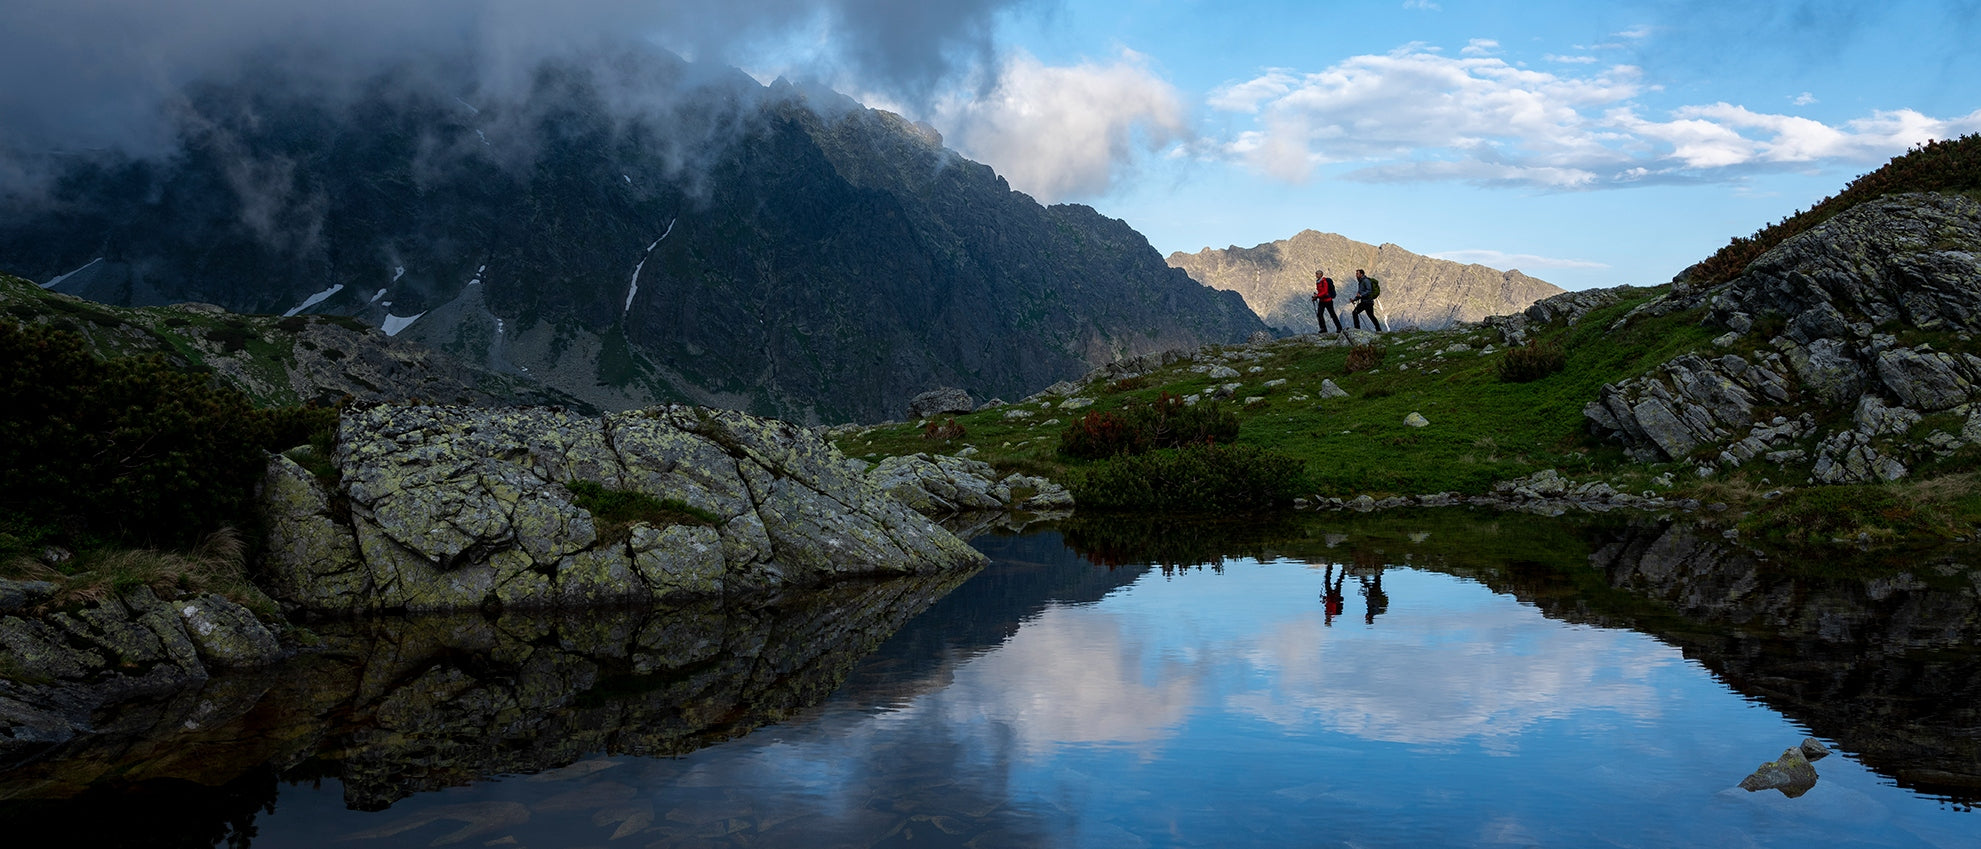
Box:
[0,48,1264,424]
[1167,231,1565,333]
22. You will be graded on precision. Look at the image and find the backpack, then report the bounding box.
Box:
[1368,277,1381,299]
[1316,277,1334,300]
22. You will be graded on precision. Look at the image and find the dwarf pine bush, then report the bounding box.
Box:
[0,322,335,550]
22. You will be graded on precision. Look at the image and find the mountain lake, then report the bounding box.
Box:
[2,511,1976,848]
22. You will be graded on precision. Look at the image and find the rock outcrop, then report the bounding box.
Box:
[1584,193,1981,482]
[1168,229,1565,332]
[907,387,976,419]
[259,404,985,614]
[864,453,1075,517]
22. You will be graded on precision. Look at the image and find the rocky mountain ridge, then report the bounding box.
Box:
[0,273,585,409]
[1,51,1265,423]
[1166,229,1565,333]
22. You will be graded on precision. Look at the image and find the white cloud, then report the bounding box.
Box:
[1207,69,1298,113]
[1228,604,1671,746]
[1614,25,1655,39]
[1545,54,1598,64]
[937,605,1202,754]
[1429,249,1610,270]
[1792,92,1818,106]
[1207,43,1981,189]
[1404,0,1441,10]
[1461,38,1499,57]
[934,50,1188,201]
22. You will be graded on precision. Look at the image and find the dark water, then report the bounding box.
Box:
[4,512,1978,847]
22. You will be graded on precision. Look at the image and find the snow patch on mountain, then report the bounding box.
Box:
[40,258,102,289]
[624,219,677,315]
[382,312,425,336]
[282,283,344,316]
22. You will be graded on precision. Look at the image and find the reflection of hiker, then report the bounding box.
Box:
[1350,269,1383,332]
[1321,564,1347,626]
[1311,269,1343,334]
[1359,567,1389,624]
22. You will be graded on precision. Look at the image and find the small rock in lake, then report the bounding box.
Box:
[1738,747,1819,798]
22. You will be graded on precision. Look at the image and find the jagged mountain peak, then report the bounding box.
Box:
[1168,230,1564,333]
[2,49,1265,423]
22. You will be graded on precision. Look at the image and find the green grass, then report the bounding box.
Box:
[839,287,1718,500]
[564,480,722,538]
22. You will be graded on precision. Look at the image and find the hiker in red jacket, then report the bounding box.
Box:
[1311,269,1343,334]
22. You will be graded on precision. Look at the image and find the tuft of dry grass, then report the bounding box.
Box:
[46,527,276,615]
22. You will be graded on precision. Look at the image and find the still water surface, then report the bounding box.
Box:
[6,520,1978,847]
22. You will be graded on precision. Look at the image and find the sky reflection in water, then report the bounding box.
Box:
[255,532,1972,848]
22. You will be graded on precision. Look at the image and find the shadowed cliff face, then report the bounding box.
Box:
[1167,229,1565,332]
[0,53,1265,424]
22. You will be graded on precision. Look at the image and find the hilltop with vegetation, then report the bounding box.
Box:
[837,135,1981,549]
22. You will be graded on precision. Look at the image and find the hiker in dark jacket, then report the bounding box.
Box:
[1350,269,1383,331]
[1311,269,1343,333]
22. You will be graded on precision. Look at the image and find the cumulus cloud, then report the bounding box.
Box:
[935,50,1188,202]
[1209,43,1981,189]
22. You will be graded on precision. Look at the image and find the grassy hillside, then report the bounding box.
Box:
[835,284,1981,544]
[840,288,1709,495]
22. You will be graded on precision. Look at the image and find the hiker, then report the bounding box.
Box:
[1320,563,1347,626]
[1311,269,1343,333]
[1359,567,1389,625]
[1350,269,1383,331]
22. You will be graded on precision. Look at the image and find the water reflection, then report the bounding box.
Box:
[3,514,1978,848]
[0,568,975,843]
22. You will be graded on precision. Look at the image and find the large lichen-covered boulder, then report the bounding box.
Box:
[259,404,985,614]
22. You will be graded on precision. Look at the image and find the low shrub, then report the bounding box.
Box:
[1058,393,1240,460]
[1070,443,1306,512]
[203,323,256,353]
[1498,338,1567,382]
[0,323,323,549]
[1344,343,1385,374]
[923,418,966,441]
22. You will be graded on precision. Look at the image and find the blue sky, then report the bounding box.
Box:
[830,0,1981,290]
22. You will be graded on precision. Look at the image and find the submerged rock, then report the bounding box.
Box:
[259,404,985,614]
